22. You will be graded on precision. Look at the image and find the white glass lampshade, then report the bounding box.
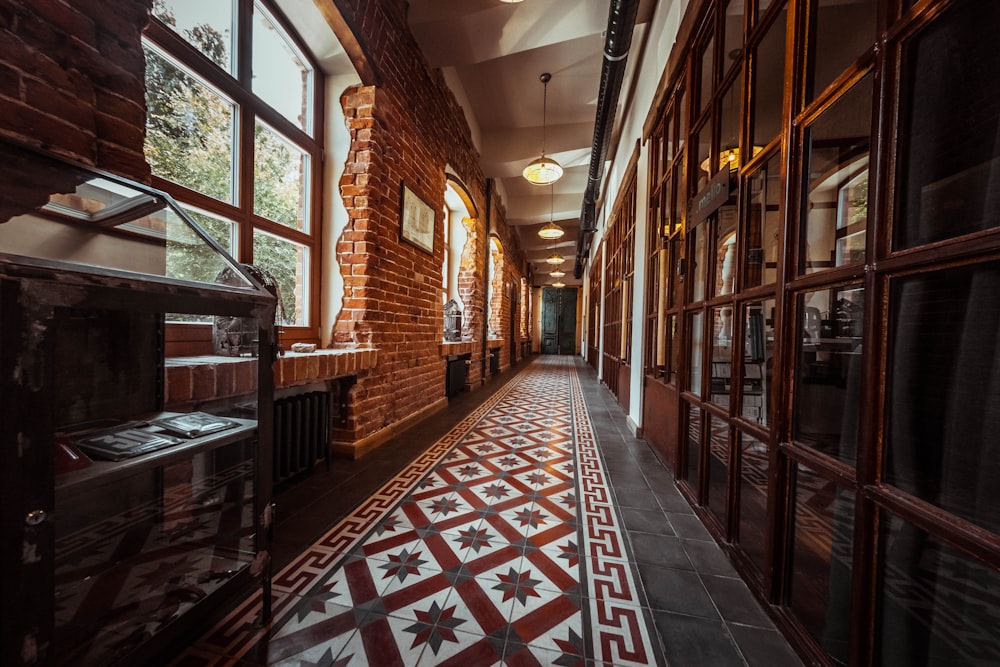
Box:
[552,281,566,288]
[549,268,565,278]
[546,252,565,265]
[537,221,564,240]
[523,156,563,186]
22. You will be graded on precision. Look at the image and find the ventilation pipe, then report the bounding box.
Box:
[574,0,640,279]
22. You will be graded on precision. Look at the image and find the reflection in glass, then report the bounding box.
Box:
[689,311,705,396]
[253,229,308,326]
[53,437,256,665]
[153,0,235,73]
[801,75,872,274]
[678,86,688,153]
[744,154,781,288]
[789,465,854,666]
[252,1,313,132]
[254,120,309,231]
[0,172,246,291]
[741,299,774,425]
[738,431,768,573]
[877,513,1000,666]
[671,154,686,230]
[699,36,715,113]
[707,415,729,525]
[794,286,863,465]
[716,75,744,173]
[808,0,877,102]
[671,235,685,308]
[709,306,733,407]
[667,314,680,385]
[686,403,702,485]
[752,8,786,147]
[722,0,745,76]
[895,0,1000,249]
[886,263,1000,534]
[694,125,712,192]
[692,223,708,302]
[144,44,236,204]
[715,206,738,297]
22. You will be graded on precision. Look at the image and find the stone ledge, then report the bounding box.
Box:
[164,348,378,406]
[438,341,476,357]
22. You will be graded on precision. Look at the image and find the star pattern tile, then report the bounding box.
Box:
[177,357,663,666]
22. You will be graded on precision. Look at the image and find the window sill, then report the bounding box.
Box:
[164,348,378,406]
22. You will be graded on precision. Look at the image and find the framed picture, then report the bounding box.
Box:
[400,182,434,254]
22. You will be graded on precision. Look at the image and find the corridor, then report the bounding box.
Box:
[176,357,802,666]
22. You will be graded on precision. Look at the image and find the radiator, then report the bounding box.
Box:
[273,390,330,484]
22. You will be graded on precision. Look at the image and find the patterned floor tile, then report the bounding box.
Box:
[174,357,664,666]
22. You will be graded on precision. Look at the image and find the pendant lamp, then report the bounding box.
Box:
[538,184,564,240]
[523,73,563,186]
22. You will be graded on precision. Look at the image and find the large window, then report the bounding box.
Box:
[145,0,322,338]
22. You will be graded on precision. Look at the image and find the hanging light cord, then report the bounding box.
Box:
[540,72,551,157]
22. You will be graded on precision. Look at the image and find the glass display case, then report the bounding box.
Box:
[0,141,276,666]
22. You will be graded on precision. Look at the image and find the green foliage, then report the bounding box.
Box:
[145,3,307,326]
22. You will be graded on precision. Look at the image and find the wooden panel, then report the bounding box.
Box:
[643,376,678,468]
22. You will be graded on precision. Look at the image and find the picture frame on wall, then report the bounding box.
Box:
[400,182,434,254]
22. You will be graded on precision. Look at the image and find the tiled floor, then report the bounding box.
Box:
[174,356,803,666]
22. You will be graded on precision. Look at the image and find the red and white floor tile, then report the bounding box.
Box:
[179,357,663,666]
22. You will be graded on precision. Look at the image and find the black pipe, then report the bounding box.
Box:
[574,0,641,279]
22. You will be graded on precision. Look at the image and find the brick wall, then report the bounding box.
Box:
[334,0,527,443]
[0,0,151,179]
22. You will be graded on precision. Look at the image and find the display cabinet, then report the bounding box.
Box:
[0,141,276,666]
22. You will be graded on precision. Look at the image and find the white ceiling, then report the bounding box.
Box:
[407,0,656,287]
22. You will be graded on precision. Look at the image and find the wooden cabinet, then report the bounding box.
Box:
[0,141,276,666]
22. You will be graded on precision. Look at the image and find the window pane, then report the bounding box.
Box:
[667,314,680,385]
[144,45,236,204]
[738,431,768,572]
[708,415,729,525]
[741,299,774,426]
[794,285,864,465]
[694,124,712,192]
[710,306,733,407]
[152,0,235,73]
[808,0,877,102]
[691,222,708,302]
[689,311,705,396]
[751,9,786,147]
[678,86,688,153]
[722,0,746,77]
[894,0,1000,250]
[744,153,781,288]
[254,120,309,231]
[877,513,1000,667]
[718,75,743,171]
[253,229,309,326]
[699,36,715,114]
[788,465,854,665]
[801,75,872,274]
[671,153,686,230]
[686,403,702,483]
[715,206,738,296]
[252,2,313,132]
[671,234,685,307]
[886,262,1000,533]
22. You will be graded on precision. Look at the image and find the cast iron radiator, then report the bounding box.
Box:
[273,390,331,484]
